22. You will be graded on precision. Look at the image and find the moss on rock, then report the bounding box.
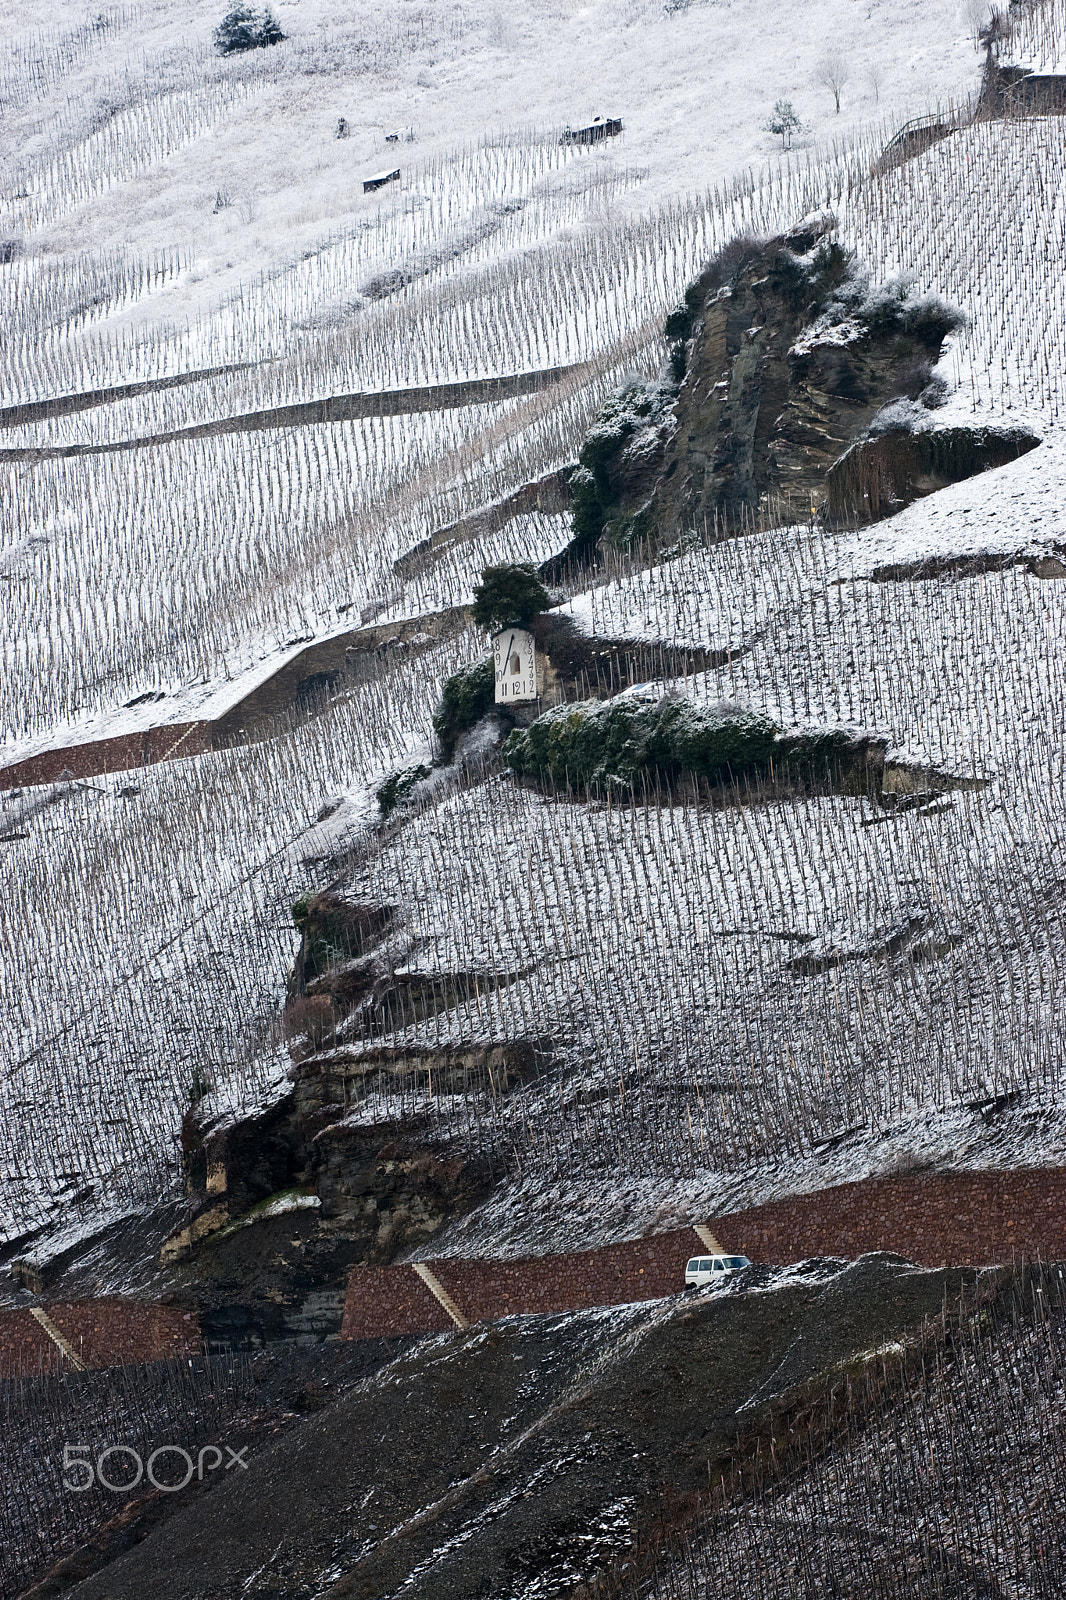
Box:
[503,695,887,799]
[501,696,779,794]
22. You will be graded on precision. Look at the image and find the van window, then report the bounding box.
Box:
[701,1259,714,1271]
[686,1260,699,1273]
[725,1256,747,1269]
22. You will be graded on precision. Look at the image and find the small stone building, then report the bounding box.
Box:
[363,167,400,194]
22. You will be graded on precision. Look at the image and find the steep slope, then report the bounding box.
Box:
[61,1256,980,1600]
[6,24,1066,1600]
[0,0,981,315]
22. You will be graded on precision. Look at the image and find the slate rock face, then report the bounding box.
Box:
[65,1254,985,1600]
[565,223,969,560]
[166,1084,496,1346]
[825,421,1039,521]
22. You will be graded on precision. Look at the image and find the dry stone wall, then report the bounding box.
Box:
[0,606,463,791]
[342,1232,689,1339]
[342,1168,1066,1340]
[0,1299,201,1377]
[713,1168,1066,1268]
[0,722,212,791]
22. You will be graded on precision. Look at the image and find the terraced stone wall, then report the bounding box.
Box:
[342,1168,1066,1340]
[0,722,211,790]
[0,1298,201,1377]
[715,1168,1066,1270]
[342,1232,694,1339]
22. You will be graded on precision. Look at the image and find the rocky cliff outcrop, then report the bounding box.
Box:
[160,891,552,1341]
[561,221,987,562]
[165,1073,498,1344]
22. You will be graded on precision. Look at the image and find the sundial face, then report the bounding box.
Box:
[492,627,537,704]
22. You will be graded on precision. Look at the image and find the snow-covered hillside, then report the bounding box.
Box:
[0,0,1011,756]
[4,0,1066,1265]
[2,0,980,305]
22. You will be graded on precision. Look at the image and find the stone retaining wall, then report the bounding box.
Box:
[0,612,460,792]
[0,362,252,430]
[0,363,587,466]
[342,1168,1066,1341]
[0,1299,201,1377]
[713,1168,1066,1268]
[0,722,212,791]
[342,1231,692,1339]
[342,1268,458,1341]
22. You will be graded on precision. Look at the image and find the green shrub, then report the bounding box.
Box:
[773,726,885,796]
[665,699,779,779]
[568,376,676,553]
[568,464,605,550]
[294,894,395,981]
[376,763,431,818]
[432,658,495,758]
[774,727,858,766]
[502,696,779,794]
[471,564,550,632]
[664,300,696,344]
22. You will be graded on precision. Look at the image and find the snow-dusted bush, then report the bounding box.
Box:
[578,376,676,478]
[858,276,966,345]
[376,762,432,818]
[764,99,806,149]
[432,658,495,758]
[213,5,285,55]
[821,269,966,348]
[503,691,883,796]
[570,375,677,551]
[502,695,778,793]
[865,396,933,437]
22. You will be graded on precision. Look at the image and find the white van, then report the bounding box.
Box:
[685,1254,750,1287]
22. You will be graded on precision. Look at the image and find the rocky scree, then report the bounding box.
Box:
[62,1254,988,1600]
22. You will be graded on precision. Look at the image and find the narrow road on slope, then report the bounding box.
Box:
[0,362,591,462]
[0,361,257,430]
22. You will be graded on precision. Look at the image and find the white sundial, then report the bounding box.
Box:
[492,627,538,703]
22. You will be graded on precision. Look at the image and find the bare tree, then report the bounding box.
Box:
[978,4,1010,57]
[865,61,884,103]
[814,48,850,113]
[963,0,992,49]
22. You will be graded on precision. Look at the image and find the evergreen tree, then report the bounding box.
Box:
[471,564,550,632]
[764,99,805,150]
[213,5,286,55]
